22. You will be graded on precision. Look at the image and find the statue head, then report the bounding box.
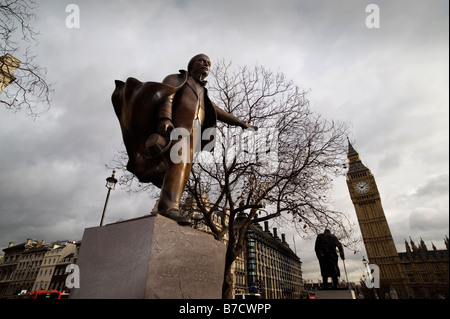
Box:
[188,54,211,81]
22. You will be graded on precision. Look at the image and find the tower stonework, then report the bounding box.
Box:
[346,140,412,298]
[0,54,20,94]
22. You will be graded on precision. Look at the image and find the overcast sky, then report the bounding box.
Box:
[1,0,448,284]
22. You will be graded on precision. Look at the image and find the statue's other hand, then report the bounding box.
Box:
[158,119,174,137]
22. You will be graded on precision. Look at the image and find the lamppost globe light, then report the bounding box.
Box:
[105,170,118,190]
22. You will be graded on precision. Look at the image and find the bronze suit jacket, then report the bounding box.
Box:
[160,70,217,146]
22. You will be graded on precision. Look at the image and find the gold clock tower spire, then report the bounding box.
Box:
[346,139,411,298]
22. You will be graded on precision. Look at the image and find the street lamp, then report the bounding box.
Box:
[100,170,118,226]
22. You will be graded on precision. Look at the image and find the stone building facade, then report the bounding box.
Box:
[32,241,79,291]
[399,237,449,299]
[243,220,303,298]
[0,239,79,296]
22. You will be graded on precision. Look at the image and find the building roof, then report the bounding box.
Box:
[399,249,449,261]
[249,222,300,262]
[347,138,358,156]
[347,139,369,174]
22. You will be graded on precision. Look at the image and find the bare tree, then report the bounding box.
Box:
[109,60,355,299]
[182,60,352,298]
[1,0,53,116]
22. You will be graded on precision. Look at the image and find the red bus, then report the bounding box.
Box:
[27,290,65,299]
[300,290,317,299]
[3,290,65,299]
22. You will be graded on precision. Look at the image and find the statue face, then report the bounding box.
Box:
[190,55,211,80]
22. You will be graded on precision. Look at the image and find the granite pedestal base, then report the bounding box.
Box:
[315,288,356,299]
[70,214,226,299]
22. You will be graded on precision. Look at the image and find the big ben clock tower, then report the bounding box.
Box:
[346,139,411,298]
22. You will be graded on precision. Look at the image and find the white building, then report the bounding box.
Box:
[32,241,78,291]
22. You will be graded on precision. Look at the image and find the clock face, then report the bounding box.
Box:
[355,181,370,194]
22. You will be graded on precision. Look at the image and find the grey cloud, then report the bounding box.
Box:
[411,174,449,199]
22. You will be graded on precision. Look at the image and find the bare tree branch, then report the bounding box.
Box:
[186,60,355,298]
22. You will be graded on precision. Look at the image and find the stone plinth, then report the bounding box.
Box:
[70,214,226,299]
[315,288,356,299]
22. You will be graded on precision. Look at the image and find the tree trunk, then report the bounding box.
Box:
[222,264,234,299]
[221,235,238,299]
